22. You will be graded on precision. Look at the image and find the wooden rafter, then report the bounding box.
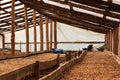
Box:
[1,0,120,34]
[70,0,120,13]
[19,0,114,33]
[25,0,118,28]
[49,0,120,19]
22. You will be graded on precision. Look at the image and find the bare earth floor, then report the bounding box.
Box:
[61,51,120,80]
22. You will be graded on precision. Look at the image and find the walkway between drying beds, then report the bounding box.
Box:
[61,51,120,80]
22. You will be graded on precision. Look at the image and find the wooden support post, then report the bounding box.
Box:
[24,5,29,54]
[104,35,106,48]
[35,61,40,80]
[56,54,60,67]
[2,34,5,49]
[20,41,22,52]
[107,31,110,51]
[109,31,111,51]
[113,27,119,55]
[111,30,114,52]
[45,17,49,51]
[104,0,112,50]
[40,14,43,52]
[69,51,71,60]
[50,19,53,50]
[78,50,81,57]
[106,32,110,50]
[105,33,108,49]
[109,30,113,52]
[54,21,57,48]
[11,0,15,54]
[66,53,69,61]
[33,10,37,52]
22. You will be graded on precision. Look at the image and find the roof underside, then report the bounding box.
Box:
[0,0,120,34]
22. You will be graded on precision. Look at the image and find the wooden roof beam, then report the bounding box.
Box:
[70,0,120,13]
[49,0,120,19]
[0,16,46,28]
[1,2,22,10]
[0,7,11,14]
[35,8,109,33]
[19,0,116,29]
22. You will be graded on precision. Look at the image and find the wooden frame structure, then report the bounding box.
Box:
[0,0,120,57]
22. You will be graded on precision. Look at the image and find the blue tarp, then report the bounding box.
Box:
[52,48,67,54]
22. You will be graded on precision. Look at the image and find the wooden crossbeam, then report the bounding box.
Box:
[1,0,120,34]
[0,18,47,33]
[0,15,43,27]
[70,0,120,13]
[19,0,111,33]
[49,0,120,19]
[0,7,11,14]
[37,0,118,28]
[1,2,22,10]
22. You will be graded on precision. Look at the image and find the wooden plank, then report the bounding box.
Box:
[50,19,53,50]
[5,41,104,45]
[40,14,44,52]
[0,64,35,80]
[45,17,49,51]
[40,51,86,80]
[24,5,29,54]
[39,59,57,71]
[54,21,57,48]
[11,0,15,54]
[33,10,37,52]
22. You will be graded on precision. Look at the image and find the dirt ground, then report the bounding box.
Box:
[0,53,65,75]
[61,51,120,80]
[0,49,25,55]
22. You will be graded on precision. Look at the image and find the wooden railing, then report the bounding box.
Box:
[0,51,50,61]
[0,50,86,80]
